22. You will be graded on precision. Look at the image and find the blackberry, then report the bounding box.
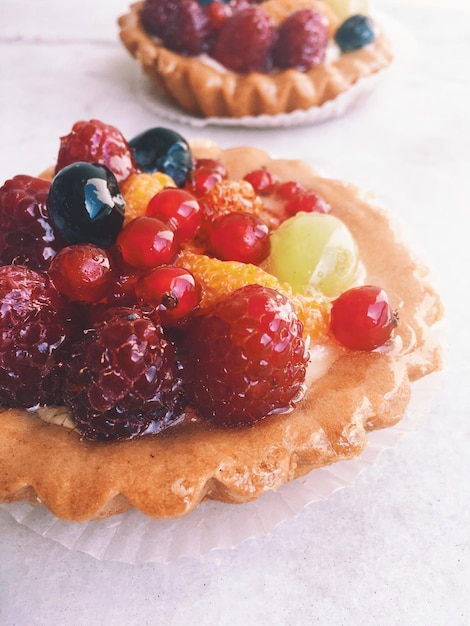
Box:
[63,307,187,440]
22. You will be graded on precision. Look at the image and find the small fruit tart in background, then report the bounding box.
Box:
[118,0,394,120]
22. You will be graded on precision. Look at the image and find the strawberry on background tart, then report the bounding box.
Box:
[118,0,394,120]
[0,120,442,522]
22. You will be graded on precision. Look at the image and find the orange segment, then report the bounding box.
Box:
[177,249,330,339]
[121,172,176,222]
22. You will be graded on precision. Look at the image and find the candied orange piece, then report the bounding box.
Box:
[200,179,263,221]
[121,172,176,222]
[177,249,330,339]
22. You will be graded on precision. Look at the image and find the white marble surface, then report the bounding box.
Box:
[0,0,469,624]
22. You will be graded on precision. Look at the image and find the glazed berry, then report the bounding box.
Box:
[284,191,331,217]
[49,244,113,303]
[183,284,308,427]
[213,7,276,74]
[55,119,137,184]
[0,265,77,408]
[63,307,186,440]
[276,180,306,200]
[208,211,271,265]
[129,127,193,187]
[141,0,177,38]
[206,1,232,29]
[272,9,329,71]
[136,266,201,326]
[243,168,277,195]
[116,216,179,269]
[0,175,66,270]
[105,247,142,306]
[330,285,398,351]
[185,159,227,197]
[48,162,125,247]
[334,14,376,53]
[164,0,213,55]
[146,188,202,242]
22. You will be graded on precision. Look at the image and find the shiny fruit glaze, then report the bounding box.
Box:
[183,284,309,427]
[116,216,180,269]
[208,211,271,265]
[146,188,202,243]
[330,285,398,351]
[0,119,397,441]
[136,265,201,326]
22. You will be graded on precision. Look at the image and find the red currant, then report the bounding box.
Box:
[330,285,398,351]
[284,191,331,217]
[135,266,201,326]
[186,159,227,197]
[146,188,202,243]
[244,168,277,195]
[116,216,179,269]
[206,1,232,29]
[208,211,271,265]
[276,180,305,200]
[49,244,112,303]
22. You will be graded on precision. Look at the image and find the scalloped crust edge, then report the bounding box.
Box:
[118,2,394,119]
[0,146,443,522]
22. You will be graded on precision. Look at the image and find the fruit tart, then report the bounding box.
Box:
[0,120,442,522]
[118,0,394,119]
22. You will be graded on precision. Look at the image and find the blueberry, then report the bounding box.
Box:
[128,127,193,187]
[334,15,376,53]
[48,162,125,247]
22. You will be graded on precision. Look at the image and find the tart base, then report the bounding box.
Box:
[118,2,394,119]
[0,146,442,522]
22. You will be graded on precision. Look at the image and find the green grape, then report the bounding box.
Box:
[268,212,359,298]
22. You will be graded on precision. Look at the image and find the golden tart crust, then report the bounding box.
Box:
[0,145,442,522]
[118,1,394,119]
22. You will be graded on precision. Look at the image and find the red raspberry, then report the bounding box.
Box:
[0,175,66,270]
[55,119,137,184]
[183,284,308,426]
[163,0,213,55]
[63,307,186,440]
[272,9,329,71]
[0,265,78,408]
[213,7,276,74]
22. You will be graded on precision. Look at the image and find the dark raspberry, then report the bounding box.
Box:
[183,284,308,427]
[334,14,376,53]
[55,119,137,184]
[0,175,66,270]
[63,307,187,440]
[213,7,276,74]
[272,9,329,71]
[164,0,213,56]
[141,0,179,38]
[0,265,78,408]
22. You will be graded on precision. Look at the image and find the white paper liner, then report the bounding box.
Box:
[0,370,441,564]
[134,12,415,129]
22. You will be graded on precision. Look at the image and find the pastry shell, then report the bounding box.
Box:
[0,145,443,522]
[118,1,394,119]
